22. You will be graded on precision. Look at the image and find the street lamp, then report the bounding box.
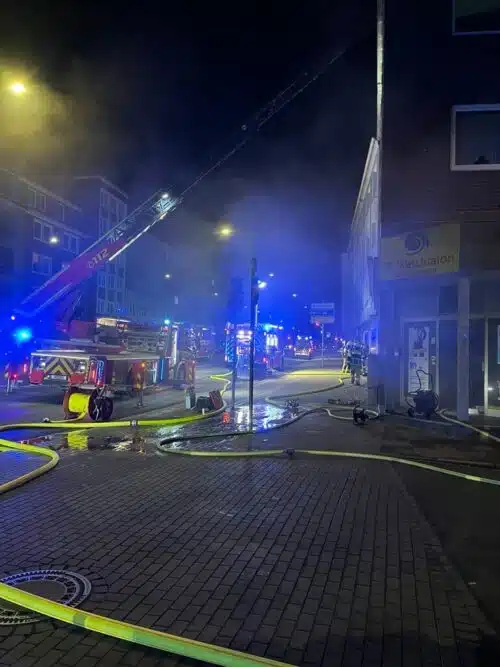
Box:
[216,224,234,239]
[258,280,267,289]
[49,235,59,244]
[164,273,172,279]
[268,272,275,278]
[292,293,297,298]
[9,82,26,95]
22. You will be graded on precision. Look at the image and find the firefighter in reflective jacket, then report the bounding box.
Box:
[134,363,145,407]
[348,341,363,386]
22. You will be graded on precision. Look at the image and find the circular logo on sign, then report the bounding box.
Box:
[404,232,428,255]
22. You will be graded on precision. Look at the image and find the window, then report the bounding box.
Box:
[26,188,36,208]
[117,200,126,221]
[107,302,114,314]
[453,0,500,35]
[439,285,458,314]
[33,219,42,240]
[99,218,109,236]
[116,291,123,303]
[55,202,65,222]
[98,272,106,287]
[107,275,115,289]
[63,232,79,254]
[100,189,110,209]
[116,277,123,290]
[98,287,106,299]
[108,290,115,302]
[97,299,105,314]
[118,267,125,278]
[32,252,52,275]
[33,219,53,243]
[27,188,46,211]
[451,105,500,170]
[37,192,46,211]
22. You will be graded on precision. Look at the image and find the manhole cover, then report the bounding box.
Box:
[0,569,91,625]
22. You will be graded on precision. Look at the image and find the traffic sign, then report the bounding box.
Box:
[310,302,335,324]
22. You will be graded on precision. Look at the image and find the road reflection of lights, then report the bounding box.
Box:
[66,432,89,450]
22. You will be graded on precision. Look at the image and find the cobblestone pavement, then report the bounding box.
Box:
[1,418,498,666]
[0,448,47,486]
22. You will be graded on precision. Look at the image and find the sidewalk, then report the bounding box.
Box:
[1,411,498,666]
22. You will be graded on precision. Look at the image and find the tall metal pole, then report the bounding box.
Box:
[375,0,388,408]
[321,323,325,368]
[249,258,258,430]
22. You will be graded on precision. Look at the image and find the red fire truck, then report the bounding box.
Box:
[26,318,197,419]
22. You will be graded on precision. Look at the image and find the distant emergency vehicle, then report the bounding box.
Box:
[225,322,285,379]
[294,335,314,359]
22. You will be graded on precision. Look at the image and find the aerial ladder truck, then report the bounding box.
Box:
[0,44,348,418]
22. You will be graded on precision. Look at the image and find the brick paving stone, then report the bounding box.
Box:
[0,450,47,485]
[0,421,498,666]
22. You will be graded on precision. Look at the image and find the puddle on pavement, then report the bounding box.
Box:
[20,402,292,455]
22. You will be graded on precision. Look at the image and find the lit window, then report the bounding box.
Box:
[453,0,500,35]
[451,105,500,170]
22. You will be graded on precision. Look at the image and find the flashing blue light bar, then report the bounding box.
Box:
[13,327,33,343]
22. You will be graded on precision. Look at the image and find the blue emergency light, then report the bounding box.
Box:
[13,327,33,344]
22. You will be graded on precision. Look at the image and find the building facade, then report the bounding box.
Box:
[124,233,170,325]
[70,176,128,321]
[0,169,85,315]
[345,1,500,417]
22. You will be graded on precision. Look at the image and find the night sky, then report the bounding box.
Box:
[1,0,376,326]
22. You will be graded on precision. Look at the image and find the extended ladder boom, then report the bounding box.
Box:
[16,192,179,317]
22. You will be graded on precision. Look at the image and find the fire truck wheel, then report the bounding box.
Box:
[88,393,114,422]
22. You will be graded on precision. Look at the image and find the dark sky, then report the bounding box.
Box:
[0,0,376,325]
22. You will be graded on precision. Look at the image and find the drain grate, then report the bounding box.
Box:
[0,569,91,626]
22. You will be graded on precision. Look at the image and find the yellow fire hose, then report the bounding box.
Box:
[0,369,297,666]
[3,368,499,666]
[0,581,294,667]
